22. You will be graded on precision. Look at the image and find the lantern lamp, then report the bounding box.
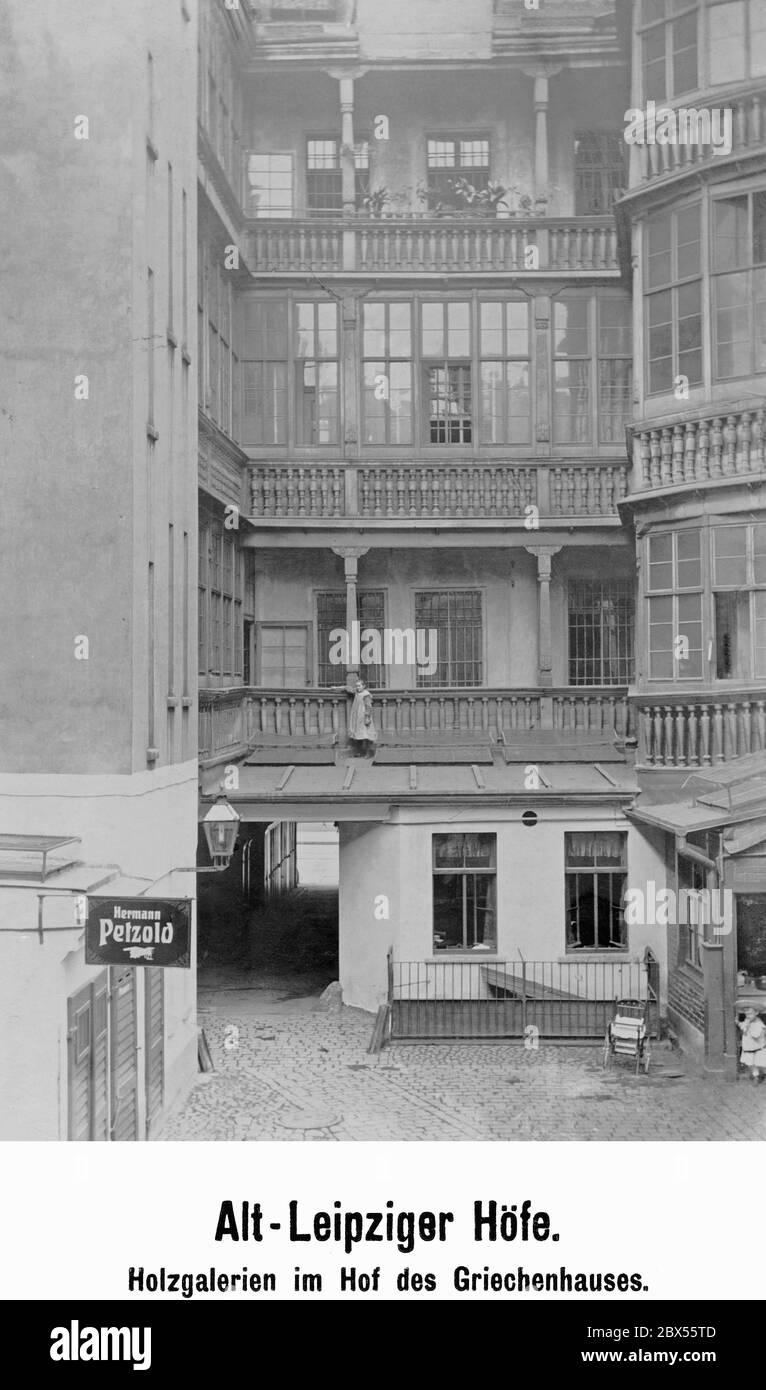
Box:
[202,795,240,869]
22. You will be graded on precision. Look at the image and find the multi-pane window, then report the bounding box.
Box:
[568,580,635,686]
[708,0,766,84]
[414,590,482,688]
[433,833,497,952]
[306,137,369,216]
[712,523,766,680]
[677,855,706,969]
[426,135,490,206]
[553,296,632,444]
[644,204,702,394]
[479,301,531,444]
[362,303,413,444]
[566,832,627,952]
[316,590,386,688]
[242,300,288,445]
[257,624,310,687]
[574,132,627,215]
[712,190,766,381]
[198,510,243,680]
[246,153,293,217]
[421,302,472,443]
[295,301,339,444]
[646,529,703,679]
[639,0,698,102]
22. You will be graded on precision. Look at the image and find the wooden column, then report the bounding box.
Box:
[526,546,561,726]
[332,545,369,691]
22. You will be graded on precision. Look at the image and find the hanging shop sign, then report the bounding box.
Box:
[85,896,191,969]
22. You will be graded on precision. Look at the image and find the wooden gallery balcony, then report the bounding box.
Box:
[248,460,629,525]
[629,405,766,498]
[246,215,621,278]
[199,685,634,764]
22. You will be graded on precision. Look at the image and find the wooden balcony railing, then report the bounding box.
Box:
[632,690,766,767]
[632,407,766,492]
[247,215,620,275]
[629,89,766,190]
[248,461,630,521]
[199,685,634,760]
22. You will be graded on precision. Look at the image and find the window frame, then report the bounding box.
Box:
[643,201,703,397]
[637,0,699,104]
[552,291,633,446]
[361,300,414,445]
[425,132,491,208]
[565,831,628,954]
[645,526,704,682]
[254,621,312,688]
[314,588,388,688]
[413,587,484,689]
[432,832,498,954]
[711,187,766,382]
[568,577,636,687]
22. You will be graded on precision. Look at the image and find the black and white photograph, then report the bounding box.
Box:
[1,0,766,1336]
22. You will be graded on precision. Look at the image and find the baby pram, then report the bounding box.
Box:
[602,998,651,1075]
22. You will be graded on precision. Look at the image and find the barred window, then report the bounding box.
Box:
[568,579,635,686]
[316,590,386,688]
[566,832,627,952]
[574,132,626,215]
[414,590,482,688]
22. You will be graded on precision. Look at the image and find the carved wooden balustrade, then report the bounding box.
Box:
[633,407,766,492]
[632,690,766,767]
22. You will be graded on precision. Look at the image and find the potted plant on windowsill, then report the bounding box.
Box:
[449,177,510,218]
[358,185,390,218]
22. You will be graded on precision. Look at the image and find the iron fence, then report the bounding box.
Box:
[388,952,660,1042]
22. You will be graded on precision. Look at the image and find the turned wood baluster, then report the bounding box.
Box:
[755,700,766,751]
[660,427,673,485]
[738,411,751,473]
[663,705,674,765]
[407,468,417,516]
[723,416,737,475]
[396,467,406,516]
[649,429,661,488]
[674,704,686,765]
[725,701,737,758]
[687,704,698,764]
[742,700,752,754]
[712,703,724,761]
[383,467,394,516]
[552,468,563,513]
[651,705,662,764]
[274,696,283,736]
[753,407,765,472]
[525,695,534,730]
[373,469,383,518]
[509,695,518,730]
[709,417,723,477]
[683,421,697,481]
[671,423,685,483]
[696,416,709,480]
[263,470,276,516]
[481,697,489,732]
[698,704,710,764]
[636,706,648,763]
[438,696,446,732]
[308,468,318,516]
[496,695,505,736]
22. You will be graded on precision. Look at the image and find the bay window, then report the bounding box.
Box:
[712,190,766,380]
[644,204,702,394]
[713,523,766,679]
[639,0,698,102]
[646,529,703,679]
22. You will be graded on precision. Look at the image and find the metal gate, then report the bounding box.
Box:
[388,952,660,1042]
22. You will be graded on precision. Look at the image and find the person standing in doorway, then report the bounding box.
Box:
[348,677,377,756]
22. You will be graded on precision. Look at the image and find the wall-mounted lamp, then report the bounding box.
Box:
[201,794,241,871]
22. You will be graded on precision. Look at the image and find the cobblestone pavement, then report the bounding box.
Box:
[154,975,766,1142]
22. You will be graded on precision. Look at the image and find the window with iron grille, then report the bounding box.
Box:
[644,202,702,394]
[479,299,531,444]
[433,833,497,952]
[639,0,698,103]
[426,134,490,207]
[306,137,369,216]
[421,302,472,444]
[574,132,626,215]
[568,579,635,686]
[316,590,386,687]
[414,590,482,688]
[565,832,627,952]
[362,302,413,444]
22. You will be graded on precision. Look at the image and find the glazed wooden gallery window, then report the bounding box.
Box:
[565,832,627,952]
[574,131,627,215]
[553,296,632,443]
[644,204,702,394]
[712,189,766,381]
[241,300,338,446]
[433,833,497,952]
[646,529,703,679]
[414,590,482,688]
[256,623,310,687]
[639,0,698,103]
[479,301,531,444]
[421,302,472,443]
[362,303,413,444]
[712,523,766,680]
[568,579,635,686]
[708,0,766,83]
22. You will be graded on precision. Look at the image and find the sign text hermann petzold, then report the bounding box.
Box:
[85,896,191,969]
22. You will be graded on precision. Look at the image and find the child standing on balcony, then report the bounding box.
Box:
[349,677,377,756]
[738,1006,766,1083]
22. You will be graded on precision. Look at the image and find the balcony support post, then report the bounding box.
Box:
[526,546,561,721]
[332,544,369,691]
[522,65,561,203]
[338,72,357,270]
